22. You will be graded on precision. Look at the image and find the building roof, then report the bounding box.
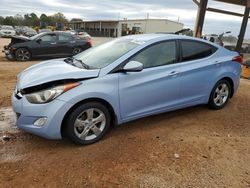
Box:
[69,18,183,25]
[214,0,249,7]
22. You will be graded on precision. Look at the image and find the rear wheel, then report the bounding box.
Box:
[65,102,111,145]
[209,79,231,110]
[15,48,31,61]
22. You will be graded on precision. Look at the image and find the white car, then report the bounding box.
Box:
[78,31,91,40]
[0,25,16,37]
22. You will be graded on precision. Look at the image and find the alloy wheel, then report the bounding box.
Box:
[213,83,229,107]
[16,49,31,61]
[73,108,106,141]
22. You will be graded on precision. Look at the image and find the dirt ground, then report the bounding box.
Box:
[0,37,250,187]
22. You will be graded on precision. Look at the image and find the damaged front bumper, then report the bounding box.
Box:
[2,45,15,60]
[11,91,73,140]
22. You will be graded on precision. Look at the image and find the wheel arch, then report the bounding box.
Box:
[215,76,234,98]
[61,97,117,137]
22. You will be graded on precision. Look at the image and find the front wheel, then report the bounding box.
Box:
[208,79,231,110]
[65,102,111,145]
[15,48,31,61]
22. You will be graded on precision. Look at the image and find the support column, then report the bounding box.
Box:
[236,6,250,52]
[194,0,208,38]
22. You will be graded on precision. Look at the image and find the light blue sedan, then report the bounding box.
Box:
[12,34,242,145]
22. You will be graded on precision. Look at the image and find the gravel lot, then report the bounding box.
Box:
[0,37,250,187]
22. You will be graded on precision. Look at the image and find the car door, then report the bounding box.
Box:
[178,40,219,104]
[57,33,76,55]
[118,40,182,121]
[32,33,58,57]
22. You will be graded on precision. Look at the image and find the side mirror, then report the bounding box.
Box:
[123,61,143,72]
[36,38,42,43]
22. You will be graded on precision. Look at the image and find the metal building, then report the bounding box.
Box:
[69,19,184,37]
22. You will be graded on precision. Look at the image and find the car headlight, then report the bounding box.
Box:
[25,82,80,104]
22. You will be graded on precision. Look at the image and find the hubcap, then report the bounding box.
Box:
[17,49,30,61]
[213,83,229,106]
[74,108,106,141]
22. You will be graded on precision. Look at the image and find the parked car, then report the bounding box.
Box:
[12,34,242,145]
[77,31,91,40]
[3,31,92,61]
[66,29,77,35]
[203,34,223,46]
[23,28,37,37]
[0,25,16,37]
[203,31,231,47]
[39,29,52,33]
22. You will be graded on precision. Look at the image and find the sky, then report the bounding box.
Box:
[0,0,249,38]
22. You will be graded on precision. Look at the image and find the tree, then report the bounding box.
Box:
[30,13,39,26]
[3,16,15,26]
[0,16,4,25]
[40,14,48,22]
[51,12,68,23]
[14,14,24,26]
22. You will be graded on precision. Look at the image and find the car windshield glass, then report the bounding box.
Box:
[74,38,141,69]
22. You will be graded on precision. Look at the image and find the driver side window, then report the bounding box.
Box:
[130,41,177,69]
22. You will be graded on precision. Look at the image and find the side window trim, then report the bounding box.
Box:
[178,39,218,63]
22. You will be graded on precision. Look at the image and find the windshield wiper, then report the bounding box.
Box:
[64,57,75,65]
[72,57,90,69]
[64,57,90,69]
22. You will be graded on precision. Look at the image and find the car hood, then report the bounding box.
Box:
[10,35,31,44]
[17,59,100,90]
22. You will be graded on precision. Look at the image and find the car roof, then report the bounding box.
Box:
[122,34,218,47]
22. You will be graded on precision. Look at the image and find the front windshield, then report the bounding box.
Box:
[74,38,141,69]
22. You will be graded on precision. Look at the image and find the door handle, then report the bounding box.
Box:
[50,42,57,45]
[168,71,179,77]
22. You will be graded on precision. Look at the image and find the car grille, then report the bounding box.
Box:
[15,88,23,100]
[4,32,11,34]
[16,113,21,120]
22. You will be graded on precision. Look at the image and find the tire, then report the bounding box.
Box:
[72,47,82,55]
[15,48,31,61]
[65,102,111,145]
[208,79,232,110]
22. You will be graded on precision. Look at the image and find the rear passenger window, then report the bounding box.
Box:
[181,41,217,61]
[59,34,73,42]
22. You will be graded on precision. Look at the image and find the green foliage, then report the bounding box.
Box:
[0,12,69,27]
[0,16,4,24]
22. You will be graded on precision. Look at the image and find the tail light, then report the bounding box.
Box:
[232,55,244,65]
[87,38,92,47]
